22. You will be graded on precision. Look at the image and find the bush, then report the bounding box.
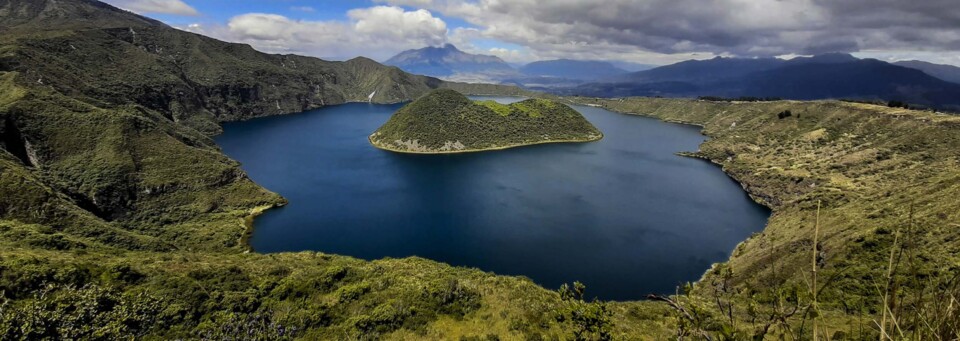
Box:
[0,284,162,340]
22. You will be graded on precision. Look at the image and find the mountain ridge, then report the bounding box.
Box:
[895,59,960,84]
[569,54,960,110]
[383,43,516,78]
[519,59,628,80]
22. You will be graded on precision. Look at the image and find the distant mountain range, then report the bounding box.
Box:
[383,44,516,81]
[894,60,960,84]
[519,59,627,80]
[384,45,634,85]
[558,53,960,111]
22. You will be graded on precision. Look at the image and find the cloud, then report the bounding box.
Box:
[193,6,447,61]
[103,0,199,16]
[290,6,316,13]
[376,0,960,62]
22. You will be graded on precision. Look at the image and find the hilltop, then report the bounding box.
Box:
[369,89,602,153]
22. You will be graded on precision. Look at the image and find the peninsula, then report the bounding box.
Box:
[369,89,602,153]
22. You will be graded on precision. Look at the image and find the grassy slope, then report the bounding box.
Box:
[370,89,602,153]
[571,96,960,338]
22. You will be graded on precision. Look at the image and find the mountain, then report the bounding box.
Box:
[384,44,517,79]
[608,61,657,72]
[0,0,164,31]
[728,59,960,103]
[614,56,785,84]
[519,59,627,80]
[568,54,960,110]
[369,89,601,153]
[895,60,960,84]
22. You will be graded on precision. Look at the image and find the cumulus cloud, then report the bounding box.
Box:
[377,0,960,63]
[103,0,199,16]
[193,6,448,61]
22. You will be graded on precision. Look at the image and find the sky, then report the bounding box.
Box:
[100,0,960,67]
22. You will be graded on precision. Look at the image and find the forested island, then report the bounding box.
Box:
[369,89,602,153]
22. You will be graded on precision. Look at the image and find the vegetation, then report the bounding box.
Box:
[574,95,960,338]
[699,96,785,102]
[887,100,911,109]
[370,89,602,153]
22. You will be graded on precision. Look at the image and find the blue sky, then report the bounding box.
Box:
[150,1,468,28]
[102,0,960,66]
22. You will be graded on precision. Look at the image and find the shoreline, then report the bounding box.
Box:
[239,203,284,252]
[367,133,604,154]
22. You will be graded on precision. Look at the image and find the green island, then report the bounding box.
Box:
[1,0,959,340]
[369,89,602,153]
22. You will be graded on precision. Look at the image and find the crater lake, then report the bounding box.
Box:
[216,96,770,300]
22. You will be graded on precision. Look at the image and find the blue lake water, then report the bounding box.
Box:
[216,96,770,300]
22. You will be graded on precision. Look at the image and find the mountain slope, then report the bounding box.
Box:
[895,60,960,84]
[733,59,960,104]
[520,59,627,80]
[615,56,785,84]
[370,89,601,153]
[571,54,960,110]
[0,0,163,32]
[384,44,517,78]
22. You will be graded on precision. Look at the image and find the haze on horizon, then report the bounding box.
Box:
[103,0,960,67]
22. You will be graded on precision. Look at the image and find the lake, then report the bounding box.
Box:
[216,96,770,300]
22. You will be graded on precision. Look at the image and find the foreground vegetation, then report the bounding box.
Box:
[370,89,601,153]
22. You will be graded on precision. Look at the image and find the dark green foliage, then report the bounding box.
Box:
[371,89,601,152]
[887,100,910,109]
[428,279,482,317]
[555,282,612,341]
[0,284,163,340]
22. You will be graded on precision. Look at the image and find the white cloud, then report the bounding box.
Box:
[195,6,448,61]
[290,6,316,13]
[376,0,960,65]
[103,0,199,16]
[348,6,447,46]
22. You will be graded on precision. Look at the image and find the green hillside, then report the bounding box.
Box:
[370,89,602,153]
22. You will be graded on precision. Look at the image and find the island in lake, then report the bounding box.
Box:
[369,89,602,153]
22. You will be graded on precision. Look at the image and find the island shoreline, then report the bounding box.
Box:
[367,133,604,154]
